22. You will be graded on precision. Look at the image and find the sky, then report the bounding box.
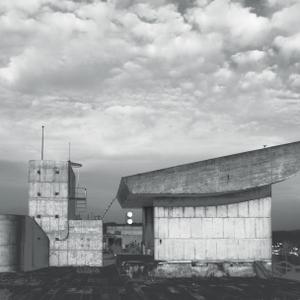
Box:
[0,0,300,229]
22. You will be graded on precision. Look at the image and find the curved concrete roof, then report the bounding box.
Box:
[117,141,300,208]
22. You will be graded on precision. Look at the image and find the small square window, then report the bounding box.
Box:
[37,170,41,174]
[55,214,59,218]
[55,192,59,196]
[55,169,60,174]
[37,192,41,196]
[36,215,41,218]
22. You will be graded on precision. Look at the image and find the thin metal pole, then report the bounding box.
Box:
[41,126,45,160]
[69,142,71,162]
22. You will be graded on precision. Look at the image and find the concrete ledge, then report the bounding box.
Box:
[152,260,272,278]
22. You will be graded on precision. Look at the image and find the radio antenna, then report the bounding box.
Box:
[41,125,45,160]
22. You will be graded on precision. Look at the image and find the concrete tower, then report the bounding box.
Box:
[28,160,103,267]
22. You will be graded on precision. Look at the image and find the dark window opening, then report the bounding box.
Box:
[37,170,41,174]
[37,192,41,196]
[36,215,41,218]
[55,214,59,218]
[55,192,59,196]
[55,169,60,174]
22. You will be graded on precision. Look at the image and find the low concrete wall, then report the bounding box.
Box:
[0,215,49,272]
[49,220,103,266]
[154,197,272,262]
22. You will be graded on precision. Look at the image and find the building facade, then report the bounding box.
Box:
[116,142,300,277]
[28,160,102,267]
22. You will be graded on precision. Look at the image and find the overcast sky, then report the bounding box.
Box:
[0,0,300,229]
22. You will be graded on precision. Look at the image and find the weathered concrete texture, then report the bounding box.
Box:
[105,224,142,249]
[142,207,154,255]
[0,215,49,272]
[28,160,103,267]
[154,197,272,262]
[117,141,300,207]
[50,220,103,267]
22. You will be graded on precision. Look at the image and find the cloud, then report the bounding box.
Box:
[0,0,299,166]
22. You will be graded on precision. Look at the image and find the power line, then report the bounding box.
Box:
[101,196,117,220]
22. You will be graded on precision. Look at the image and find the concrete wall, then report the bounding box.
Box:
[0,215,49,272]
[28,160,102,267]
[143,207,154,255]
[50,220,103,266]
[118,141,300,208]
[154,197,272,262]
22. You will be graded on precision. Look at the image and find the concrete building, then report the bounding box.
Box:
[104,223,142,254]
[116,142,300,277]
[28,160,102,267]
[0,215,49,272]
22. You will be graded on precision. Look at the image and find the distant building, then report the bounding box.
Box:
[103,223,142,254]
[116,141,300,277]
[28,160,102,267]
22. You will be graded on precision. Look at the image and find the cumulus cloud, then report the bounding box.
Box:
[0,0,299,165]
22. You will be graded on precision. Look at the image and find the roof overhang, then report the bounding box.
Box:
[117,141,300,208]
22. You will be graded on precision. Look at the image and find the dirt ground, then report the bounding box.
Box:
[0,265,300,300]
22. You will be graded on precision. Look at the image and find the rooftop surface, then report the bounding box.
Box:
[117,141,300,208]
[0,265,300,299]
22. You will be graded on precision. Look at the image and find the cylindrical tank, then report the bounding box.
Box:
[0,215,21,272]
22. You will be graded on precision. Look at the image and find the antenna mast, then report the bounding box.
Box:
[41,125,45,160]
[68,142,71,161]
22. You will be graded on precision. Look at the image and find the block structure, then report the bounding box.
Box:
[28,160,102,267]
[154,198,271,262]
[117,141,300,277]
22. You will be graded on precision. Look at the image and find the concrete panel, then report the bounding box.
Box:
[238,202,249,217]
[194,239,206,260]
[234,218,245,239]
[183,240,195,260]
[223,218,235,239]
[202,218,213,238]
[157,218,168,238]
[244,218,256,238]
[216,239,227,260]
[212,218,223,238]
[180,219,191,238]
[168,218,181,238]
[205,240,217,260]
[183,207,195,218]
[217,205,227,217]
[261,197,271,217]
[195,207,205,217]
[227,203,238,217]
[248,199,260,217]
[155,207,165,218]
[171,207,184,217]
[190,218,202,238]
[205,206,216,217]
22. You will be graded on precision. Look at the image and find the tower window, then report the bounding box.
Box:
[36,215,41,218]
[55,214,59,218]
[55,192,59,196]
[55,169,60,174]
[37,170,41,174]
[37,192,41,196]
